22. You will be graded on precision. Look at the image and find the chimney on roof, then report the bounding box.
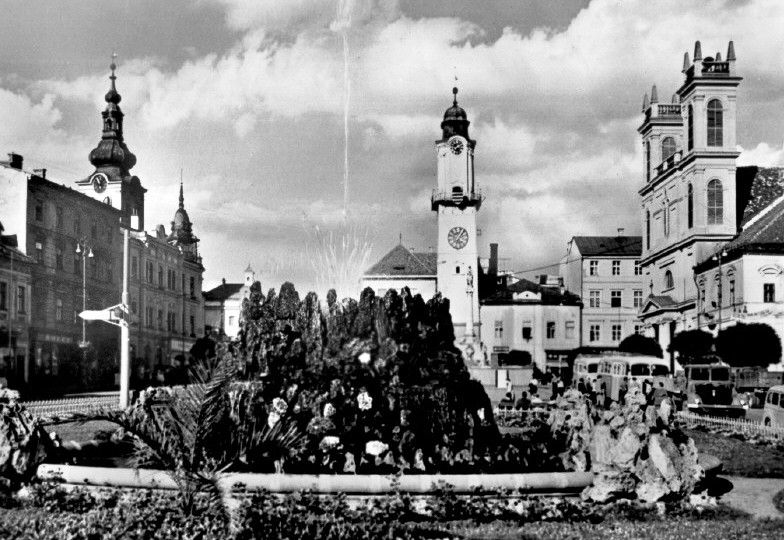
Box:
[617,227,625,237]
[222,277,226,285]
[7,153,22,170]
[489,243,498,278]
[33,168,46,179]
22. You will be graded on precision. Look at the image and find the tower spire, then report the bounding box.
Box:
[452,86,458,106]
[179,169,184,210]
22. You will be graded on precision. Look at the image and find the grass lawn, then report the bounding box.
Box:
[686,428,784,478]
[46,420,120,443]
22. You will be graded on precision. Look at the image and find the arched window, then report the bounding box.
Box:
[664,270,674,290]
[707,179,723,224]
[687,104,694,151]
[687,184,694,228]
[663,205,670,237]
[707,99,723,147]
[661,137,676,161]
[645,210,651,249]
[645,141,651,182]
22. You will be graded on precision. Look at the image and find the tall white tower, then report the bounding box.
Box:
[433,87,482,338]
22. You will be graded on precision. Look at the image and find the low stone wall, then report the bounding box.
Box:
[37,464,593,495]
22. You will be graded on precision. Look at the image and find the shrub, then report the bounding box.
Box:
[618,334,663,358]
[669,330,714,365]
[716,323,782,367]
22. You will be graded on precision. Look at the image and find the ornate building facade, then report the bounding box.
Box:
[0,61,205,396]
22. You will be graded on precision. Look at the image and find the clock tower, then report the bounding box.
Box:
[76,56,146,230]
[433,87,482,338]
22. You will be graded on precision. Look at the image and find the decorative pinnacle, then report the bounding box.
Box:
[682,51,690,72]
[105,51,121,104]
[727,40,736,61]
[452,86,458,106]
[650,84,658,104]
[672,93,679,104]
[642,92,649,112]
[694,40,702,61]
[715,51,722,61]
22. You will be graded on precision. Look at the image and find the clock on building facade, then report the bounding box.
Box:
[91,172,108,193]
[447,226,469,249]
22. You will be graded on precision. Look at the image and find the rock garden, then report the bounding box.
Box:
[0,284,782,538]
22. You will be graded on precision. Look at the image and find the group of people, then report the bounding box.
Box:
[574,376,670,409]
[498,374,568,410]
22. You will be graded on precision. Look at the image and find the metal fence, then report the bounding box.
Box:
[22,393,121,423]
[677,411,784,439]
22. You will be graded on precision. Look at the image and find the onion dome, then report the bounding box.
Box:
[440,87,471,141]
[88,55,137,173]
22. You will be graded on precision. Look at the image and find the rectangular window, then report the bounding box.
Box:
[35,202,43,222]
[612,324,622,342]
[610,290,622,308]
[589,290,600,308]
[589,324,601,342]
[634,261,642,275]
[0,282,7,310]
[16,286,25,314]
[228,315,236,326]
[190,315,195,337]
[56,206,64,229]
[158,309,163,330]
[131,300,137,315]
[131,256,138,279]
[522,326,532,340]
[634,324,643,335]
[589,260,598,276]
[612,260,621,275]
[546,321,556,339]
[35,240,43,264]
[55,298,63,321]
[565,321,575,339]
[158,265,164,287]
[764,283,775,303]
[494,320,503,339]
[729,279,736,307]
[75,217,81,236]
[55,245,64,270]
[633,289,643,308]
[190,276,195,297]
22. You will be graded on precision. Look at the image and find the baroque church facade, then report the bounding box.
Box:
[638,41,784,367]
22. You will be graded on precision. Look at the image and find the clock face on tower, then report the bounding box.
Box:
[449,138,464,155]
[91,173,108,193]
[447,226,469,250]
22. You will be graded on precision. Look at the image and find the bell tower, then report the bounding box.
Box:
[433,87,482,337]
[76,54,146,230]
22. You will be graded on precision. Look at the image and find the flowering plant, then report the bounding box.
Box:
[320,436,341,449]
[365,440,389,456]
[357,392,373,411]
[267,411,281,429]
[272,397,288,415]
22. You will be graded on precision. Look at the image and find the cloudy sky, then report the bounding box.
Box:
[2,0,784,294]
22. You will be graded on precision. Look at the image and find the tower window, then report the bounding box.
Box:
[687,104,693,151]
[687,184,694,228]
[663,205,670,237]
[764,283,775,303]
[612,260,621,275]
[455,266,461,274]
[707,99,723,147]
[707,179,723,225]
[610,290,622,308]
[661,137,676,161]
[589,260,598,276]
[451,186,464,203]
[664,270,674,290]
[645,210,651,250]
[645,141,651,182]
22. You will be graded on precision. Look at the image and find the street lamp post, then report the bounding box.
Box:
[712,249,728,332]
[75,241,94,349]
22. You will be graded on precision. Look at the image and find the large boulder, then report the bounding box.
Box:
[0,389,49,489]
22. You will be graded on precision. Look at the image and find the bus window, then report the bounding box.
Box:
[690,368,709,381]
[651,365,669,377]
[711,368,730,382]
[630,364,650,377]
[588,364,598,373]
[771,393,780,407]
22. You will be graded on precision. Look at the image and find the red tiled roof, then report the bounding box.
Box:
[364,244,437,276]
[571,236,642,257]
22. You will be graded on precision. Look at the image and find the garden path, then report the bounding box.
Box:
[723,476,784,519]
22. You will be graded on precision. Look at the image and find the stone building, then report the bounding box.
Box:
[561,235,644,350]
[637,40,784,368]
[203,265,256,339]
[0,219,34,388]
[0,62,205,395]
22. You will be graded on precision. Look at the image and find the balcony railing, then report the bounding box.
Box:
[702,61,729,75]
[431,188,484,210]
[657,104,681,117]
[655,150,683,178]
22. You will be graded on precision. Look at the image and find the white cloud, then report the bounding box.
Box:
[738,142,784,167]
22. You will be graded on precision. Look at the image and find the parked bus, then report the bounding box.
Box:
[680,361,746,418]
[595,354,674,402]
[733,367,784,408]
[572,355,602,386]
[763,385,784,427]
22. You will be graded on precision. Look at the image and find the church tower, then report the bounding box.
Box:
[433,88,482,337]
[76,55,146,230]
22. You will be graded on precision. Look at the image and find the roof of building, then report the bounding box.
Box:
[737,167,784,227]
[571,236,642,257]
[0,234,33,263]
[482,278,581,306]
[364,244,437,277]
[203,282,244,302]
